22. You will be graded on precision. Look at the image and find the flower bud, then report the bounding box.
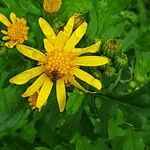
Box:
[104,66,116,77]
[128,81,137,89]
[73,13,84,29]
[103,39,121,58]
[135,75,145,84]
[115,53,128,68]
[43,0,62,13]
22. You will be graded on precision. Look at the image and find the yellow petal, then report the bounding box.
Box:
[56,79,66,112]
[54,31,68,50]
[10,12,17,23]
[1,30,8,35]
[64,15,74,38]
[68,75,92,93]
[55,15,75,50]
[2,36,9,40]
[16,44,45,61]
[22,73,47,97]
[72,41,101,55]
[9,66,43,85]
[36,77,53,110]
[64,22,87,51]
[5,41,18,48]
[39,18,56,42]
[0,13,11,26]
[74,56,109,66]
[44,39,54,52]
[72,68,102,90]
[20,18,26,24]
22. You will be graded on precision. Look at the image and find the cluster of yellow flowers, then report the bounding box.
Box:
[0,2,108,112]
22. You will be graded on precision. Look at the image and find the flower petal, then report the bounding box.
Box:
[20,18,27,24]
[68,75,94,93]
[72,68,102,90]
[56,79,66,112]
[72,41,101,55]
[1,30,8,35]
[10,12,17,23]
[22,73,47,97]
[74,56,109,66]
[2,36,9,40]
[36,77,53,110]
[55,15,75,50]
[0,13,11,26]
[54,31,68,50]
[39,18,56,42]
[5,41,18,48]
[16,44,45,61]
[9,66,43,85]
[44,39,54,52]
[64,15,74,39]
[64,22,87,50]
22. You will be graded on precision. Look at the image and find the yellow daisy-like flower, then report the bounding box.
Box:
[9,15,109,112]
[0,12,29,48]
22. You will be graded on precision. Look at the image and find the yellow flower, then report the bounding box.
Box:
[9,15,109,112]
[43,0,62,13]
[0,12,29,48]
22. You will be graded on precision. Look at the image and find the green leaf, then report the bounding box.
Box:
[19,121,37,143]
[35,147,50,150]
[134,51,150,83]
[0,85,28,132]
[121,28,139,52]
[92,0,130,39]
[56,0,92,22]
[0,0,42,16]
[122,131,145,150]
[66,91,85,115]
[71,134,110,150]
[86,6,98,40]
[108,109,125,139]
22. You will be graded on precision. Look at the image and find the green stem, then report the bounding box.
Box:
[109,69,123,91]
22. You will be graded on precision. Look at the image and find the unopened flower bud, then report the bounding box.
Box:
[43,0,62,13]
[73,13,84,29]
[104,66,116,77]
[103,39,121,58]
[128,81,137,89]
[115,53,128,68]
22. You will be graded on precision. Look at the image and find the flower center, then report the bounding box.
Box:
[7,19,28,43]
[40,50,76,81]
